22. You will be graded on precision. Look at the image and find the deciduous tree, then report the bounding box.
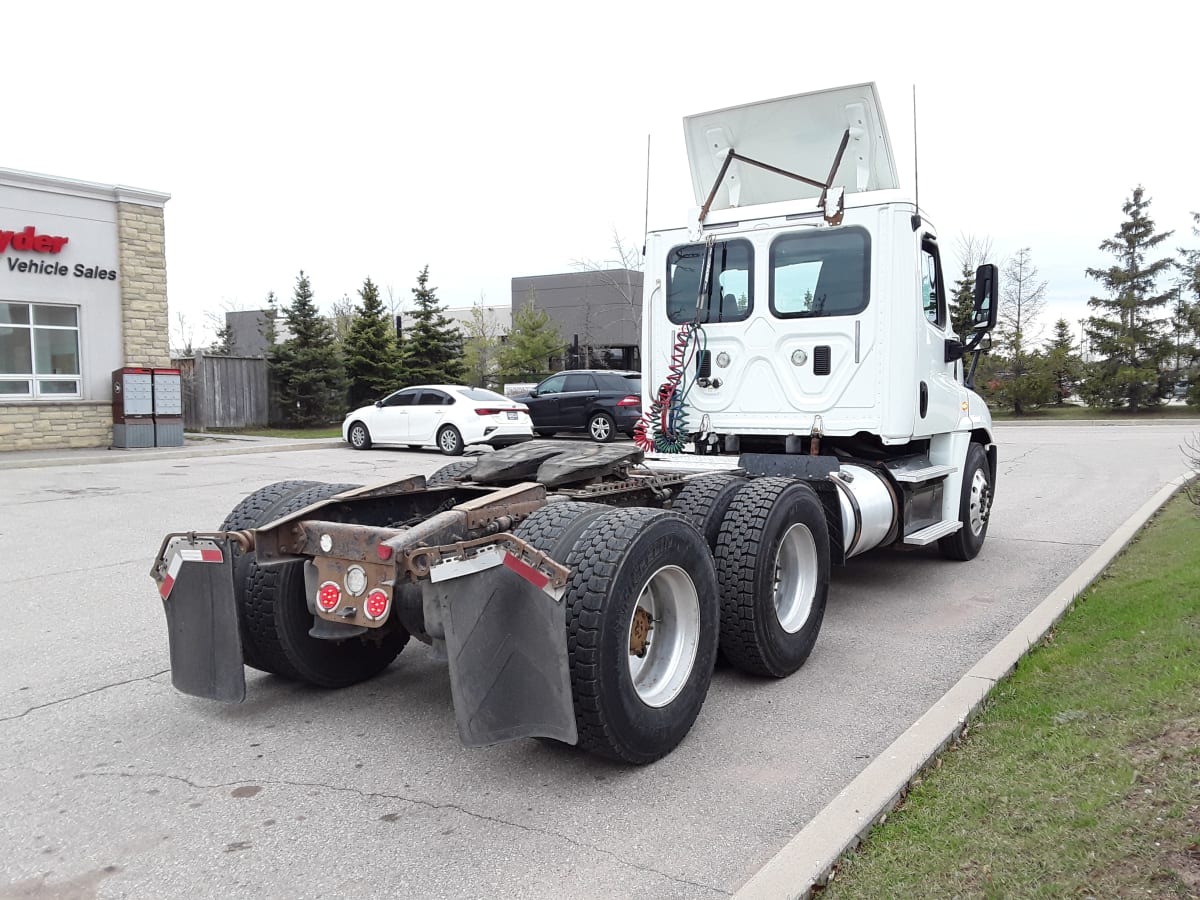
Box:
[462,295,506,388]
[951,234,994,339]
[995,247,1052,414]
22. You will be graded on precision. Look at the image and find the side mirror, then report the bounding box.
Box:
[972,264,999,332]
[528,388,539,398]
[374,400,383,408]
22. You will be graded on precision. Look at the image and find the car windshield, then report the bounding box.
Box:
[457,387,511,403]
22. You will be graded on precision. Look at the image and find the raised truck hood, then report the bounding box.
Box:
[683,81,899,211]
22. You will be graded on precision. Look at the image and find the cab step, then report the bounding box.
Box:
[887,462,957,483]
[903,519,962,545]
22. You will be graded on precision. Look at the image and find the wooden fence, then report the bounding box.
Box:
[175,352,270,430]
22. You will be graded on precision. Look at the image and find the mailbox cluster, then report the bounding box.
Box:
[112,367,184,449]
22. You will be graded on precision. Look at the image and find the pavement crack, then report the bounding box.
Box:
[0,670,170,723]
[1001,446,1037,475]
[81,770,730,895]
[995,536,1101,548]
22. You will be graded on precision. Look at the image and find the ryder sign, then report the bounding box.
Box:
[2,224,116,280]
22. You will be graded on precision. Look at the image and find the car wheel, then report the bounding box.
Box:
[437,425,464,456]
[588,412,616,443]
[347,421,372,450]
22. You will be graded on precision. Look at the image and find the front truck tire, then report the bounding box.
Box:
[715,477,830,678]
[221,481,408,686]
[518,505,720,764]
[939,441,993,561]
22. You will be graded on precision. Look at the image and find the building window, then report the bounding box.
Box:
[0,302,82,399]
[769,227,871,318]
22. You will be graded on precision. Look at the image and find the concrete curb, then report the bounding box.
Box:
[733,471,1195,900]
[0,439,344,470]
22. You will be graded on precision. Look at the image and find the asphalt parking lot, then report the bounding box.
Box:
[1,422,1197,898]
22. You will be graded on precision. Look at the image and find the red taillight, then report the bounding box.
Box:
[377,543,393,561]
[513,405,529,413]
[316,581,341,612]
[474,408,501,416]
[617,395,641,407]
[364,589,390,621]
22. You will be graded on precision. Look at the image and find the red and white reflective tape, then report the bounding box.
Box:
[159,542,224,599]
[501,552,550,590]
[428,546,560,599]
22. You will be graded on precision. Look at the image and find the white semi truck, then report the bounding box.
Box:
[152,83,997,764]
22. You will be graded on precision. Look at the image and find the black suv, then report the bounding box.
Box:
[515,370,642,442]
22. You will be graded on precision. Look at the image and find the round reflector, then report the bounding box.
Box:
[344,565,368,596]
[364,589,390,621]
[316,581,341,612]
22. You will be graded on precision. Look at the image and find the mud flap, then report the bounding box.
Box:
[425,553,577,748]
[157,538,246,703]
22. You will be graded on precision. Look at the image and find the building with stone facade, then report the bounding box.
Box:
[0,168,170,450]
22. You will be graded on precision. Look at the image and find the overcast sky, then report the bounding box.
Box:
[7,1,1198,348]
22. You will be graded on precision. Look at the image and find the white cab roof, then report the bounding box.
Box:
[683,82,898,211]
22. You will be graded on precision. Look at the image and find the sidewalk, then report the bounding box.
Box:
[0,433,344,470]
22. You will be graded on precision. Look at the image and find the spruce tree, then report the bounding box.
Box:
[269,271,347,426]
[399,266,466,384]
[344,277,403,407]
[499,295,563,382]
[1044,318,1082,405]
[259,291,280,352]
[1084,186,1175,412]
[950,262,977,340]
[1176,212,1200,406]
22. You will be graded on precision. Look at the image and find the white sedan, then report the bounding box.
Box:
[342,385,533,455]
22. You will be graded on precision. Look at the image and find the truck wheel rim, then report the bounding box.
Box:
[626,565,700,708]
[773,523,818,633]
[590,416,611,440]
[968,469,990,536]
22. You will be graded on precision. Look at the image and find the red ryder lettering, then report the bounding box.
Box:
[0,226,70,254]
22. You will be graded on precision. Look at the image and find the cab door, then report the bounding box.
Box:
[914,234,962,436]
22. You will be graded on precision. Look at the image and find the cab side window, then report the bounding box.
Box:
[538,374,567,394]
[920,239,945,328]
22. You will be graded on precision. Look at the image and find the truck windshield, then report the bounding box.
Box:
[769,227,870,318]
[666,239,753,325]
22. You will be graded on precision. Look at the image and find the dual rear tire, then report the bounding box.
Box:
[675,474,830,678]
[515,503,720,764]
[221,481,408,688]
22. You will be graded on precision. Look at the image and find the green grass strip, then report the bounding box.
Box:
[823,495,1200,899]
